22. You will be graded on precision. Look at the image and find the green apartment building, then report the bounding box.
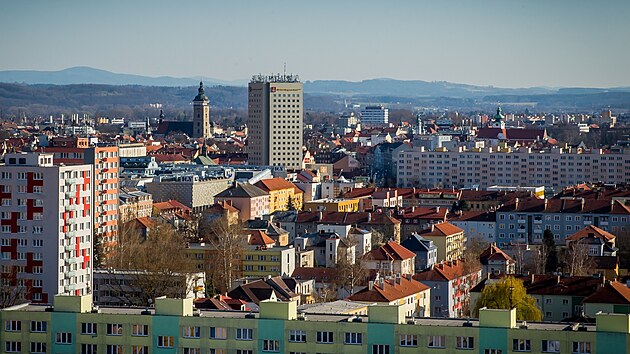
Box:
[1,294,629,354]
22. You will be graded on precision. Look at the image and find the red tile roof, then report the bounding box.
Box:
[417,222,463,237]
[246,230,276,247]
[364,241,415,261]
[413,260,475,282]
[347,276,429,302]
[479,244,514,264]
[566,225,616,242]
[255,178,303,194]
[583,282,630,305]
[292,267,338,283]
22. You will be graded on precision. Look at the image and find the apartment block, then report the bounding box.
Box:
[1,153,93,304]
[396,145,630,190]
[247,74,304,171]
[1,294,628,354]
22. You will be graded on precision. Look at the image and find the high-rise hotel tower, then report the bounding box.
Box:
[247,74,303,171]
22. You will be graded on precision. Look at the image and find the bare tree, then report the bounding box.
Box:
[563,240,596,276]
[105,221,199,306]
[200,217,246,294]
[1,264,32,308]
[462,238,488,274]
[333,235,367,296]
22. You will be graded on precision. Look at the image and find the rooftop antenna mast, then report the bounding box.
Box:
[283,62,287,79]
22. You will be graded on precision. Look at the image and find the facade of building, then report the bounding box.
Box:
[215,183,270,221]
[145,176,233,212]
[242,246,296,278]
[415,222,466,263]
[347,275,431,317]
[254,178,303,213]
[363,241,416,276]
[0,153,93,304]
[2,295,628,354]
[247,74,304,171]
[361,105,389,126]
[302,198,360,212]
[396,145,630,190]
[400,233,438,271]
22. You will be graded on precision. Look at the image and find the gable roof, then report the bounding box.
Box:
[413,260,476,282]
[255,178,303,194]
[347,276,429,302]
[566,225,616,242]
[417,222,463,237]
[246,230,276,247]
[479,244,515,265]
[216,183,269,198]
[583,282,630,305]
[292,267,339,283]
[364,241,415,261]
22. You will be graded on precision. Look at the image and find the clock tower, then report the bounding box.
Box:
[192,81,210,139]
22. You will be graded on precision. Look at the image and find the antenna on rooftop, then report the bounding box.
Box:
[283,62,287,78]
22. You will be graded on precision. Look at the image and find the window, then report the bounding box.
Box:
[106,344,123,354]
[5,320,21,331]
[4,341,21,353]
[56,332,72,344]
[210,327,227,339]
[372,344,390,354]
[157,336,174,348]
[81,344,97,354]
[400,334,418,347]
[572,341,591,354]
[289,329,306,342]
[542,340,561,353]
[427,335,446,348]
[513,339,531,352]
[30,342,46,353]
[106,323,122,335]
[236,351,253,354]
[209,350,227,354]
[183,349,201,354]
[457,336,475,349]
[485,350,502,354]
[345,332,362,344]
[236,327,253,340]
[132,346,148,354]
[317,331,334,343]
[263,339,280,352]
[182,326,201,338]
[30,321,47,333]
[81,322,97,335]
[131,324,148,336]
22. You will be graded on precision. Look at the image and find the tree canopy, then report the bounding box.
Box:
[473,276,542,321]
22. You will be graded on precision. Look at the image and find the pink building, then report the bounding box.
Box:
[215,183,270,221]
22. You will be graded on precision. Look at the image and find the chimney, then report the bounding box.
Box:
[515,198,520,210]
[368,281,374,290]
[435,206,440,213]
[318,211,323,221]
[411,206,416,213]
[557,275,561,285]
[367,213,372,222]
[581,198,585,211]
[544,199,548,210]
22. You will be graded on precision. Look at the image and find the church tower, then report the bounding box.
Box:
[192,81,210,139]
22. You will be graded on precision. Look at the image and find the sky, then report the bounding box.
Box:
[1,0,629,88]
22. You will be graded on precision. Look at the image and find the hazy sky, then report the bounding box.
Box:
[1,0,629,88]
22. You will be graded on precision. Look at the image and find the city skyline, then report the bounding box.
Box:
[1,1,629,88]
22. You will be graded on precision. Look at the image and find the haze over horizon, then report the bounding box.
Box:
[1,1,629,88]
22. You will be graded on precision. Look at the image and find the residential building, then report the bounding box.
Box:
[0,152,93,304]
[254,177,303,213]
[395,206,449,237]
[448,210,497,244]
[118,188,153,223]
[347,275,431,317]
[396,144,630,190]
[246,219,290,247]
[363,241,416,276]
[565,225,618,257]
[479,243,516,277]
[583,281,630,317]
[227,276,300,305]
[414,260,482,318]
[4,294,625,354]
[247,74,303,171]
[415,222,466,262]
[145,174,233,212]
[215,183,270,221]
[400,233,438,271]
[495,197,630,247]
[242,242,296,278]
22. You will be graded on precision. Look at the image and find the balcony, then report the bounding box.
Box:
[517,219,526,224]
[64,284,76,292]
[66,231,76,238]
[64,245,74,251]
[64,271,76,278]
[533,219,542,224]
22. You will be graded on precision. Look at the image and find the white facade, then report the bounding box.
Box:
[247,75,303,171]
[361,105,389,126]
[397,145,630,190]
[0,153,93,304]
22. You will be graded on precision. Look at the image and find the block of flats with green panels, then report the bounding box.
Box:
[1,294,629,354]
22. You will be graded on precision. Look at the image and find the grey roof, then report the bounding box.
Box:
[401,233,437,253]
[215,183,268,198]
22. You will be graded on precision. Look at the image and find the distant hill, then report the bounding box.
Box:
[304,78,558,98]
[0,66,247,87]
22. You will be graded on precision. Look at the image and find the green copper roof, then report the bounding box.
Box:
[193,81,209,102]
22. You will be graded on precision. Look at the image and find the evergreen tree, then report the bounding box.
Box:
[286,195,296,211]
[542,229,558,273]
[92,233,104,269]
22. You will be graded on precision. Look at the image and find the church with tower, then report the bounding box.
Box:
[156,82,211,140]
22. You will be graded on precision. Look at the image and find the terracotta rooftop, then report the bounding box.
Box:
[246,230,276,247]
[583,282,630,305]
[497,198,630,214]
[416,222,464,237]
[566,225,616,242]
[364,241,415,261]
[348,276,429,303]
[255,178,303,194]
[479,244,514,265]
[413,260,476,282]
[292,267,338,283]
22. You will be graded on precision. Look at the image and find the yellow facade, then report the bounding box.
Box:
[268,188,303,213]
[303,198,360,212]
